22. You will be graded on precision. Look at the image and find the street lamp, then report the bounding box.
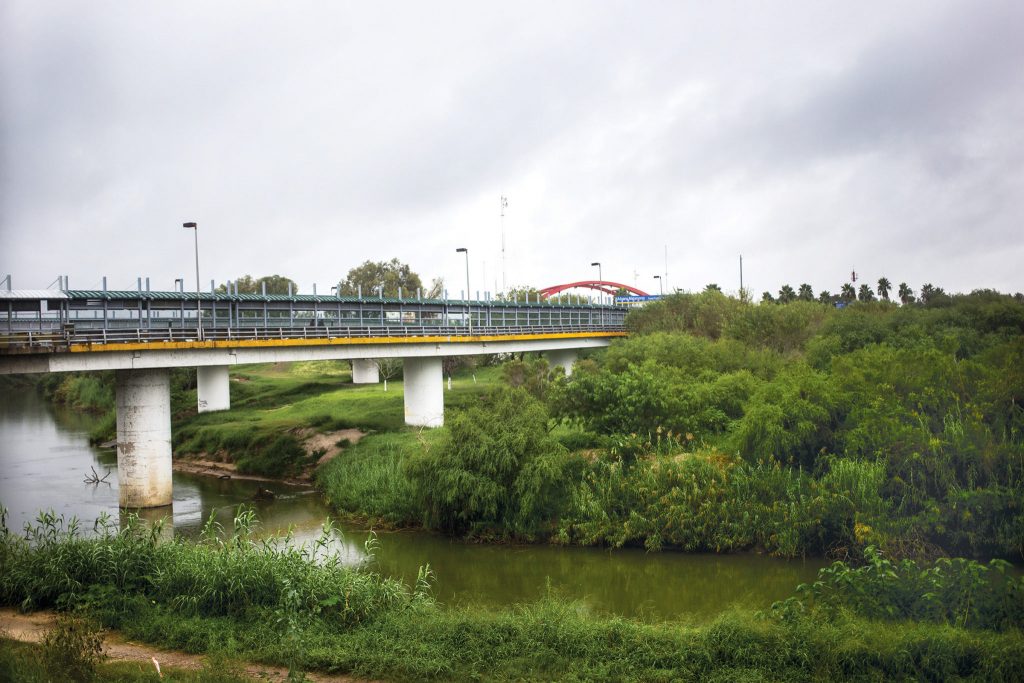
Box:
[653,275,663,295]
[182,222,202,340]
[591,262,604,325]
[456,247,471,334]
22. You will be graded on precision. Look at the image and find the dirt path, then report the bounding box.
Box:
[0,608,367,682]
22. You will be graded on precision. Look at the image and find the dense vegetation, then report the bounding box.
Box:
[317,289,1024,562]
[2,510,1022,681]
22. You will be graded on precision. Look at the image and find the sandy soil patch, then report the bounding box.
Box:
[173,429,365,486]
[300,428,366,466]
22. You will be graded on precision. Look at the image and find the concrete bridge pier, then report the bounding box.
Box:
[351,358,380,384]
[197,365,231,412]
[115,368,173,508]
[403,357,444,427]
[547,349,578,376]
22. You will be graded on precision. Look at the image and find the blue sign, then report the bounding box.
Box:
[615,295,662,304]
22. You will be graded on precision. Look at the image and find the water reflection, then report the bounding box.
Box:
[0,386,827,620]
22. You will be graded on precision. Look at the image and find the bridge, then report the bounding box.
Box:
[1,285,626,509]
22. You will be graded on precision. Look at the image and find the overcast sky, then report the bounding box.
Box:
[2,1,1022,299]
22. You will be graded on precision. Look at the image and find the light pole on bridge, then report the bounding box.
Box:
[182,222,202,341]
[456,247,471,334]
[653,275,663,295]
[591,261,604,325]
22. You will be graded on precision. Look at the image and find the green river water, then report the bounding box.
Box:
[0,387,826,621]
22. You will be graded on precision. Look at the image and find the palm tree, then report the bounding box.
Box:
[704,283,722,292]
[818,290,833,304]
[798,283,814,301]
[898,282,914,304]
[858,284,875,302]
[761,291,775,304]
[920,283,936,304]
[840,283,856,302]
[778,284,797,303]
[877,277,891,301]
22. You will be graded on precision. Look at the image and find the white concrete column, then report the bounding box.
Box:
[403,357,444,427]
[197,365,230,412]
[115,368,173,508]
[547,349,578,376]
[351,358,380,384]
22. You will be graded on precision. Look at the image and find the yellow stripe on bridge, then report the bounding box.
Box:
[68,330,627,353]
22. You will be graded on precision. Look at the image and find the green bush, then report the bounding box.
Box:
[776,547,1024,631]
[407,387,578,538]
[731,364,846,468]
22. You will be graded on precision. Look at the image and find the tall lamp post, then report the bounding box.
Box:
[456,247,471,334]
[591,261,603,325]
[653,275,663,295]
[182,222,202,340]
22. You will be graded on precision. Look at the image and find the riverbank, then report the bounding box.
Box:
[173,426,366,487]
[2,512,1022,681]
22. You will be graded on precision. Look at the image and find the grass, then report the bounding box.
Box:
[0,637,254,682]
[173,362,501,467]
[3,510,1022,682]
[316,430,444,526]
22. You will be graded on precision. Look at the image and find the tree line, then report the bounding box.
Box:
[754,277,977,306]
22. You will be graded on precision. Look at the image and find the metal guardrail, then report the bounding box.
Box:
[0,324,626,352]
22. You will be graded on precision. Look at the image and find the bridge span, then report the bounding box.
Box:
[1,287,626,508]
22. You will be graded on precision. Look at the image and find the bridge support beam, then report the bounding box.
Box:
[351,358,380,384]
[403,357,444,427]
[547,349,578,376]
[115,368,173,508]
[197,365,230,412]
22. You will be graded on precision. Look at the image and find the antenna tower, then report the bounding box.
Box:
[500,195,508,294]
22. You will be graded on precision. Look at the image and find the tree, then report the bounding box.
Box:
[406,387,573,538]
[798,284,815,301]
[761,291,776,304]
[840,283,856,302]
[778,285,797,304]
[257,274,298,295]
[898,282,915,305]
[877,277,891,301]
[857,284,875,302]
[425,277,444,299]
[374,358,402,391]
[339,259,423,298]
[920,283,946,305]
[217,274,297,295]
[705,283,722,292]
[818,290,833,305]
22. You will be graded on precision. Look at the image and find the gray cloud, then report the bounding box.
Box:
[1,1,1022,298]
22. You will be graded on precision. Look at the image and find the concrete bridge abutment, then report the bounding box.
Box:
[403,357,444,427]
[351,358,380,384]
[547,349,578,376]
[115,368,173,509]
[197,365,231,412]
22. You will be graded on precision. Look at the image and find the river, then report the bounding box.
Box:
[0,385,826,621]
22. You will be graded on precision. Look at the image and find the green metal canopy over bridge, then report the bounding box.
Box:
[1,287,626,354]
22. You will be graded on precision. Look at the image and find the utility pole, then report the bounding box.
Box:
[739,254,744,298]
[183,222,202,341]
[664,244,669,292]
[500,195,508,294]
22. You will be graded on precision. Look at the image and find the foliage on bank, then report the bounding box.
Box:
[550,290,1024,560]
[2,510,1022,682]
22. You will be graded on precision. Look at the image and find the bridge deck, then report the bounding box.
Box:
[1,289,627,355]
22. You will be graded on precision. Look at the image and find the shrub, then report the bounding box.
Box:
[407,387,578,538]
